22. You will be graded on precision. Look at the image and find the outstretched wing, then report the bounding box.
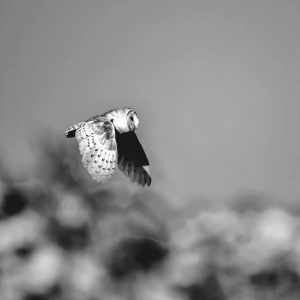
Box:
[115,130,151,186]
[75,118,117,183]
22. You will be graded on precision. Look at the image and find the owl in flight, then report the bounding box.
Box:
[65,108,151,186]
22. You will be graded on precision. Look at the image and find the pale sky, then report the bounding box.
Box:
[0,1,300,203]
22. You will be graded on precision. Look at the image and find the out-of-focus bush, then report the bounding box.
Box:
[0,134,299,300]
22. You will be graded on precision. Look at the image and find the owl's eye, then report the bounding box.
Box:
[130,116,134,121]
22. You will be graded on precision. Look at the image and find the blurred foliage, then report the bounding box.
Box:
[0,134,299,299]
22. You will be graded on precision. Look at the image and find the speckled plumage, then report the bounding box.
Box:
[65,108,151,186]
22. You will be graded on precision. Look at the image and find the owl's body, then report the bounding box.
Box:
[65,108,151,186]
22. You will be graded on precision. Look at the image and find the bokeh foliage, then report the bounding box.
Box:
[0,135,299,300]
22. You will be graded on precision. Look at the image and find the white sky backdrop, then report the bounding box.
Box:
[0,1,300,203]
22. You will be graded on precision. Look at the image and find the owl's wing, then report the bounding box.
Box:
[115,130,151,186]
[75,118,117,183]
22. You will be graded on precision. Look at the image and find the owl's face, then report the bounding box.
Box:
[127,109,139,131]
[103,108,139,133]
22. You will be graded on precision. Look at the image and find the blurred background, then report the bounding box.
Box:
[0,1,300,299]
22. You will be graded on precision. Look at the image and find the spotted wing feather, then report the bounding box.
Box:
[75,118,117,183]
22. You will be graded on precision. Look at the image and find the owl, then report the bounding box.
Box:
[65,108,151,186]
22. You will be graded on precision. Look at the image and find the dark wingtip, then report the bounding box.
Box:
[138,168,151,187]
[65,129,76,138]
[147,175,152,186]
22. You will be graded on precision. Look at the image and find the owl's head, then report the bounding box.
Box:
[126,109,139,131]
[104,108,139,133]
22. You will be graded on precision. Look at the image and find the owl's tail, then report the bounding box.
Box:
[65,122,84,138]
